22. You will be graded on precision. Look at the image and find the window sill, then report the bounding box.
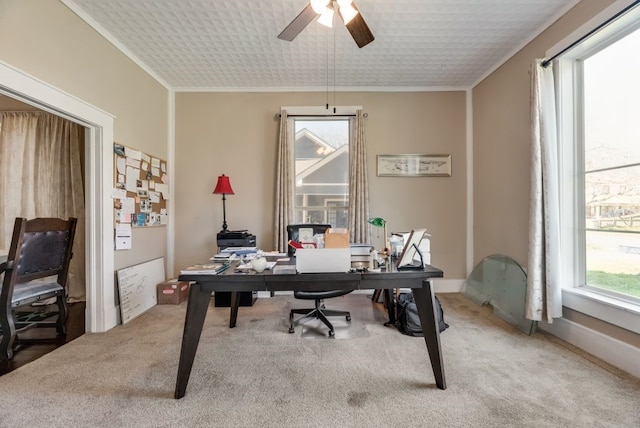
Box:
[562,288,640,335]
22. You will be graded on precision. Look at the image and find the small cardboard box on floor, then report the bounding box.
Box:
[157,279,189,304]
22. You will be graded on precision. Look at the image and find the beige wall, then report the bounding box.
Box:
[0,94,39,110]
[472,0,615,269]
[472,0,640,345]
[0,0,169,274]
[175,91,467,278]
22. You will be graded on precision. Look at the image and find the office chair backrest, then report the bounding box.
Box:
[286,224,331,256]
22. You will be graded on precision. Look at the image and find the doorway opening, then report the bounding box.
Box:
[1,60,115,333]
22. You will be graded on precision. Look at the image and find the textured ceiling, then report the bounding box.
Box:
[63,0,578,91]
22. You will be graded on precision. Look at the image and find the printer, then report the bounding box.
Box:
[216,230,256,250]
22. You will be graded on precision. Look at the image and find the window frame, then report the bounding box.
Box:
[553,1,640,332]
[284,106,360,228]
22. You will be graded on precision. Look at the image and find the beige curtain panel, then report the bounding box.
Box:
[0,112,86,301]
[526,60,562,323]
[348,110,370,244]
[274,109,293,253]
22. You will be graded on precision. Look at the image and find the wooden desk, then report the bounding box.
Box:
[175,262,445,399]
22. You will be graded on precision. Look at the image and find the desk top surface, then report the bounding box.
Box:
[179,259,443,291]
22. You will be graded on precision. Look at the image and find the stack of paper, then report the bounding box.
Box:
[180,263,229,275]
[350,243,372,256]
[210,253,232,262]
[220,247,258,256]
[272,265,297,275]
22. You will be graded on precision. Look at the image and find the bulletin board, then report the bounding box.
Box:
[113,143,169,228]
[116,257,165,324]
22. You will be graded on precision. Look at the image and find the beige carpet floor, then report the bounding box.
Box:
[0,293,638,427]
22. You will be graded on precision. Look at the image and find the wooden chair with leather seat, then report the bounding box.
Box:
[0,217,77,360]
[286,224,352,337]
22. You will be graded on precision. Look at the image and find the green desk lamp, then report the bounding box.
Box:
[367,217,388,251]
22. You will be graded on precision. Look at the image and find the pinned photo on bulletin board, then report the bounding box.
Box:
[112,143,170,236]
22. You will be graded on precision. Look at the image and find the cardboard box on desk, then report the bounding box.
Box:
[157,280,189,304]
[324,228,349,248]
[295,248,351,273]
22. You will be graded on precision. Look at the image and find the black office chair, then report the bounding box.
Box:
[286,224,352,337]
[0,217,77,360]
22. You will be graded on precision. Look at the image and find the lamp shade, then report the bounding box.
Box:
[310,0,330,14]
[367,217,386,227]
[317,7,334,27]
[213,174,234,195]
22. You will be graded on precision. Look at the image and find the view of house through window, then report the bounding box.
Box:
[582,26,640,299]
[293,118,349,228]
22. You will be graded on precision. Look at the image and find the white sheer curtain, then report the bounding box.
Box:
[274,110,293,253]
[0,112,86,301]
[526,60,562,322]
[348,110,370,243]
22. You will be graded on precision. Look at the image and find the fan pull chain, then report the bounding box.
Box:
[326,24,330,110]
[333,27,336,114]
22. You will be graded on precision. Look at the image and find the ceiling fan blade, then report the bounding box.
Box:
[344,2,375,48]
[278,4,319,42]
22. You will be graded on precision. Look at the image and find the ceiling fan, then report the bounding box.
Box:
[278,0,375,48]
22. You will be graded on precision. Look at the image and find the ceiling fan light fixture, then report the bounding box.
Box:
[278,0,374,48]
[338,3,358,24]
[317,7,334,28]
[310,0,330,14]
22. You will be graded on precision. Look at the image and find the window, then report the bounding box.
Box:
[556,6,640,303]
[291,118,350,227]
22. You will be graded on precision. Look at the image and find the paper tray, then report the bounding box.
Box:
[295,248,351,273]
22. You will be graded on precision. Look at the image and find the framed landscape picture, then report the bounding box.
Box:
[377,154,452,177]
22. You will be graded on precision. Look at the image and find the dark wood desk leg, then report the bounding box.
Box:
[412,281,447,390]
[229,291,239,328]
[175,282,211,399]
[383,289,396,326]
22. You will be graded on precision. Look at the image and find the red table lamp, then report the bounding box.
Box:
[213,174,234,233]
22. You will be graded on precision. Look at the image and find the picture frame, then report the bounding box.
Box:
[396,228,427,270]
[377,154,452,177]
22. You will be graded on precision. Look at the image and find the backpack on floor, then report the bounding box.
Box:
[395,292,449,336]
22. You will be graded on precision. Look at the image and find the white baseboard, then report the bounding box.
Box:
[540,317,640,379]
[257,291,274,298]
[432,279,464,293]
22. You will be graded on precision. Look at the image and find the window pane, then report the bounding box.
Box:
[294,119,349,228]
[583,28,640,298]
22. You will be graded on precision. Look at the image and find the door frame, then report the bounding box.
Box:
[1,60,116,332]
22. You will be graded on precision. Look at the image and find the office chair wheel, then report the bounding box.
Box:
[289,326,295,334]
[328,330,335,338]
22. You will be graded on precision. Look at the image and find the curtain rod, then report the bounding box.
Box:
[542,1,639,67]
[275,113,367,118]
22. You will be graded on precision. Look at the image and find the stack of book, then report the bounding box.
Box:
[220,246,258,256]
[209,252,232,263]
[180,263,230,275]
[350,243,372,268]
